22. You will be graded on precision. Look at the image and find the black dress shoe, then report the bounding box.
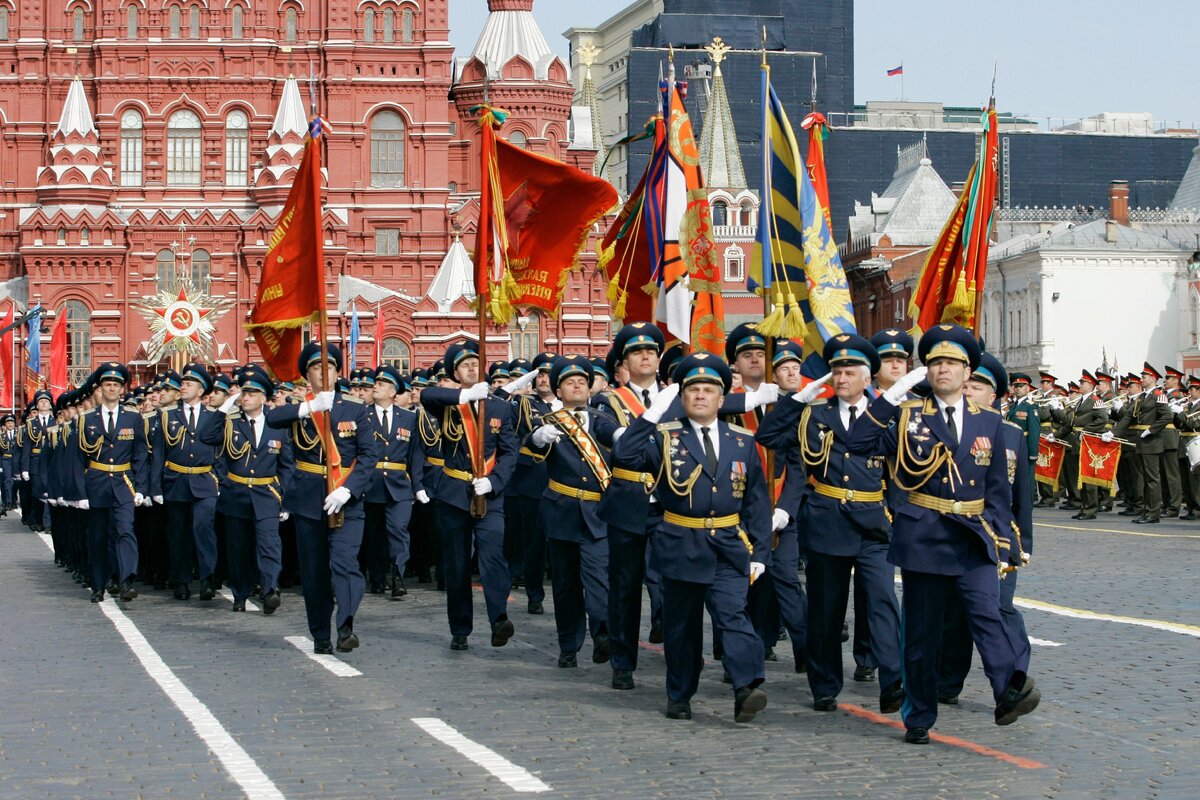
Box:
[592,632,611,664]
[491,617,515,647]
[526,600,544,615]
[666,701,692,720]
[119,581,138,601]
[938,691,960,705]
[1076,513,1097,520]
[106,580,120,598]
[262,590,281,615]
[1181,512,1198,521]
[313,639,334,655]
[734,686,768,723]
[231,599,246,612]
[611,670,635,690]
[840,622,850,643]
[1060,503,1079,511]
[450,635,469,651]
[1119,508,1141,516]
[557,652,578,668]
[1070,512,1085,520]
[813,695,838,712]
[853,665,876,682]
[904,727,930,744]
[648,617,664,644]
[336,623,360,652]
[1133,516,1160,524]
[879,680,904,714]
[995,675,1041,725]
[89,589,104,603]
[391,573,407,599]
[764,647,777,662]
[198,579,215,602]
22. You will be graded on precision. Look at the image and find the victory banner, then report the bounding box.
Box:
[1035,437,1067,490]
[1078,433,1122,490]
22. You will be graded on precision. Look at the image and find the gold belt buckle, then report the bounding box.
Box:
[704,517,715,529]
[844,489,855,503]
[951,500,963,514]
[575,488,586,500]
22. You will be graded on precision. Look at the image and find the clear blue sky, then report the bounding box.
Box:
[448,1,1198,126]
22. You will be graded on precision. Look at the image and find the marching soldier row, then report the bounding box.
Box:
[17,320,1049,741]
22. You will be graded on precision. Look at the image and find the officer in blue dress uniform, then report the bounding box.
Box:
[21,389,55,532]
[613,353,772,723]
[419,340,519,651]
[201,365,292,614]
[1005,374,1041,492]
[266,342,378,653]
[0,413,16,512]
[847,324,1040,744]
[757,334,905,714]
[524,355,619,668]
[75,363,149,602]
[151,363,222,601]
[362,364,426,600]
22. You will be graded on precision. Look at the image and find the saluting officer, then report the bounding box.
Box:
[202,365,291,614]
[76,363,150,602]
[613,353,771,723]
[847,324,1039,744]
[524,355,619,668]
[419,340,519,651]
[757,335,905,715]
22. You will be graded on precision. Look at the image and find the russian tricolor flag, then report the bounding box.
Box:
[886,65,903,77]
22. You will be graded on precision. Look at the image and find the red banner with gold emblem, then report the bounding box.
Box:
[1078,433,1122,490]
[1035,437,1066,490]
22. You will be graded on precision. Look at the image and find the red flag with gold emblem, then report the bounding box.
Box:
[1078,433,1121,490]
[1035,436,1066,490]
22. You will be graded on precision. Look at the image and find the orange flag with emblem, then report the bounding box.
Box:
[1078,433,1121,490]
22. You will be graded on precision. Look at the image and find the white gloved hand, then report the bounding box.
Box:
[323,485,352,515]
[21,471,29,481]
[415,489,430,505]
[153,494,164,505]
[749,562,766,582]
[472,477,493,496]
[1101,431,1114,443]
[792,373,832,405]
[47,497,57,506]
[1141,429,1152,439]
[531,425,563,447]
[505,369,538,394]
[218,394,239,415]
[142,495,154,507]
[78,498,90,511]
[1049,397,1063,410]
[279,511,290,522]
[640,383,680,424]
[459,382,490,403]
[1046,433,1056,443]
[883,366,928,405]
[1021,551,1031,566]
[771,507,790,532]
[133,492,145,507]
[1170,402,1185,414]
[744,383,781,410]
[310,391,335,413]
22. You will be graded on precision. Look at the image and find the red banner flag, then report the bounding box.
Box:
[1078,433,1122,490]
[246,128,326,382]
[0,303,12,409]
[47,308,68,398]
[801,112,833,234]
[1035,437,1067,491]
[597,121,657,325]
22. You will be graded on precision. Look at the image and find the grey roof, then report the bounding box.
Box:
[1039,219,1190,252]
[1170,141,1200,210]
[467,5,559,81]
[698,67,746,190]
[54,77,96,138]
[426,237,475,312]
[846,142,956,247]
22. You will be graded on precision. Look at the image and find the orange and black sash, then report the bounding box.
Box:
[549,409,612,490]
[304,393,354,489]
[733,388,785,501]
[458,403,497,477]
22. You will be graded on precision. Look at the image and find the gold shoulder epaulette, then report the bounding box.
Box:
[1003,419,1022,431]
[342,395,364,405]
[226,411,243,420]
[160,403,179,411]
[977,403,1000,415]
[807,398,831,408]
[142,411,156,420]
[900,399,923,409]
[657,421,683,432]
[81,408,96,417]
[727,423,752,435]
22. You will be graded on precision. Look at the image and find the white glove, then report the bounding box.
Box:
[792,373,832,405]
[1170,402,1185,414]
[218,394,239,414]
[1141,429,1152,439]
[141,495,154,507]
[749,562,766,582]
[310,391,335,413]
[323,485,352,515]
[472,477,493,496]
[1046,433,1056,443]
[133,492,145,507]
[771,508,790,532]
[1101,431,1114,443]
[1049,397,1063,410]
[531,425,563,447]
[883,366,928,405]
[641,383,680,424]
[744,383,781,410]
[21,471,29,481]
[279,511,290,522]
[78,498,90,511]
[459,382,490,403]
[153,494,164,505]
[505,369,538,394]
[47,497,58,506]
[415,489,430,505]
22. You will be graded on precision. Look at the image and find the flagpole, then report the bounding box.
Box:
[757,27,777,513]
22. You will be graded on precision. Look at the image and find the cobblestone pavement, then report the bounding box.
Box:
[1,507,1197,799]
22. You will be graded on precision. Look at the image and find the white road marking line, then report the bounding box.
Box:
[35,533,286,800]
[1029,637,1063,647]
[412,717,551,794]
[219,587,260,611]
[284,636,363,677]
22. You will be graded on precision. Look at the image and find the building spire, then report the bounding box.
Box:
[37,75,111,203]
[54,75,98,139]
[575,41,606,177]
[698,37,746,190]
[270,75,309,140]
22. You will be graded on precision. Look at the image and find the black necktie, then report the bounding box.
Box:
[641,389,651,408]
[106,411,114,434]
[381,408,389,431]
[945,406,958,445]
[574,411,586,431]
[700,426,717,473]
[847,405,858,430]
[188,406,196,431]
[248,417,256,447]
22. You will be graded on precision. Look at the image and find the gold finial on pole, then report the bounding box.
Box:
[704,37,731,77]
[761,26,768,70]
[577,40,601,81]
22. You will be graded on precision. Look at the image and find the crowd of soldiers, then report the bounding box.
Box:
[7,319,1067,743]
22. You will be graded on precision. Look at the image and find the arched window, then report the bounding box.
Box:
[711,200,727,227]
[157,249,176,290]
[64,301,91,388]
[119,109,143,186]
[189,249,211,292]
[724,246,745,283]
[370,110,405,188]
[231,5,243,38]
[0,8,9,41]
[401,8,413,42]
[382,8,394,42]
[57,227,67,245]
[508,130,527,149]
[225,110,249,186]
[381,337,410,371]
[447,181,457,193]
[509,315,541,361]
[73,7,85,41]
[284,7,297,42]
[740,199,755,228]
[166,109,202,186]
[169,5,181,38]
[80,227,90,245]
[126,5,138,39]
[189,5,200,38]
[363,8,374,42]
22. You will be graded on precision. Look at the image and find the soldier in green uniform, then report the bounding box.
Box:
[1113,364,1171,524]
[1065,371,1111,521]
[1161,367,1185,517]
[1175,377,1200,520]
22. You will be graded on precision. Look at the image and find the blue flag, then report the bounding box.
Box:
[348,304,361,370]
[25,304,41,375]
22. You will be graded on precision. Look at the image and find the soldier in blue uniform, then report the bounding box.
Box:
[201,365,292,614]
[0,413,16,513]
[21,389,55,532]
[847,324,1040,744]
[1006,374,1041,492]
[76,363,150,602]
[613,353,772,723]
[151,363,222,601]
[757,334,905,715]
[266,342,378,653]
[362,364,426,600]
[419,340,519,651]
[524,355,619,668]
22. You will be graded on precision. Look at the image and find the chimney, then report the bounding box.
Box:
[1108,180,1129,226]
